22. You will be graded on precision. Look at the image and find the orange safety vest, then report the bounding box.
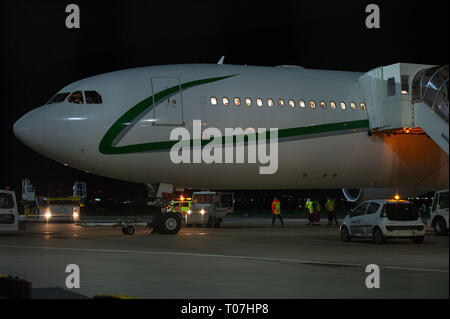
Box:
[272,200,281,215]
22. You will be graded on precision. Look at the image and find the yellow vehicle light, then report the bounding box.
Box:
[394,194,400,200]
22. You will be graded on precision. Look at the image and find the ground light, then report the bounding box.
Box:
[44,211,52,221]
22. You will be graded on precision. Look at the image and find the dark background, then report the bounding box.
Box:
[1,0,448,200]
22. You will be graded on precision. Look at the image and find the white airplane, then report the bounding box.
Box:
[14,62,448,227]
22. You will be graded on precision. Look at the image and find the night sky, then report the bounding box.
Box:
[0,0,448,198]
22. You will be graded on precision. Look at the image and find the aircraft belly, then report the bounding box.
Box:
[99,132,448,190]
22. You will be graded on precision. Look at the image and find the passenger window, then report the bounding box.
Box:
[360,102,367,110]
[85,91,103,104]
[310,101,316,109]
[366,203,380,215]
[257,98,263,107]
[210,97,218,105]
[330,101,336,110]
[320,101,326,109]
[278,99,285,107]
[268,99,274,107]
[234,97,241,106]
[387,77,396,97]
[48,93,70,104]
[340,102,346,110]
[350,102,357,111]
[245,98,252,106]
[351,202,368,216]
[288,100,295,108]
[222,97,229,106]
[68,91,84,104]
[299,100,306,108]
[401,75,409,95]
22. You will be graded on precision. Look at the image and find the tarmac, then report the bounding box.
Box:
[0,218,448,299]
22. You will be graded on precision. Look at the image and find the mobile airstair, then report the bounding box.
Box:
[358,63,448,155]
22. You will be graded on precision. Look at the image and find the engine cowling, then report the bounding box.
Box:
[341,188,422,202]
[342,188,363,202]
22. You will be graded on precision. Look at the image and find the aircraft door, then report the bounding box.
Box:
[151,77,184,126]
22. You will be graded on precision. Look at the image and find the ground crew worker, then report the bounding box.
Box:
[326,197,338,226]
[314,199,321,225]
[271,197,284,226]
[305,198,314,225]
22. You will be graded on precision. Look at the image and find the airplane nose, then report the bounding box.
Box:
[14,108,46,150]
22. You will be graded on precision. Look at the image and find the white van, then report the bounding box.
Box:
[185,192,234,228]
[341,199,425,244]
[0,190,21,233]
[429,190,449,236]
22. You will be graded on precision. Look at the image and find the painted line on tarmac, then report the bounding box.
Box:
[0,245,448,274]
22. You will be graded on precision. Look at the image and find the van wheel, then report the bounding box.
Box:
[122,225,135,235]
[340,226,351,242]
[412,236,424,244]
[374,227,386,244]
[434,217,448,236]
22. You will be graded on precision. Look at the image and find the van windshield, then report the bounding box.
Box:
[385,203,419,221]
[0,193,14,209]
[438,191,449,210]
[50,200,78,206]
[193,194,214,204]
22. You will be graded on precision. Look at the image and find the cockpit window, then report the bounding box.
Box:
[48,93,70,104]
[85,91,103,104]
[68,91,84,104]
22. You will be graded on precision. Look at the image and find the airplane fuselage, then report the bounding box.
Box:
[14,64,449,194]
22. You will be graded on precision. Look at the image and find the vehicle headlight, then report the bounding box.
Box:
[73,212,79,219]
[200,209,205,215]
[45,212,52,219]
[187,210,192,215]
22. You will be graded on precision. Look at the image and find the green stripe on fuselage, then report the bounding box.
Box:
[99,75,369,155]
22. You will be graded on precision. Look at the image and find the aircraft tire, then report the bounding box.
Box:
[159,213,182,235]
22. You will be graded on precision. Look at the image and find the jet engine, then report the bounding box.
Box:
[341,188,423,202]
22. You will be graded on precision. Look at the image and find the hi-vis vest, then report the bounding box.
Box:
[327,199,335,211]
[306,200,314,214]
[272,201,281,215]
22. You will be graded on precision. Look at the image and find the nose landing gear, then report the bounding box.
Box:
[150,212,182,235]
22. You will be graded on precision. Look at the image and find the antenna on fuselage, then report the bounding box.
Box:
[217,56,225,65]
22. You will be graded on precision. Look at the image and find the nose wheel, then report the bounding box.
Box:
[151,212,182,235]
